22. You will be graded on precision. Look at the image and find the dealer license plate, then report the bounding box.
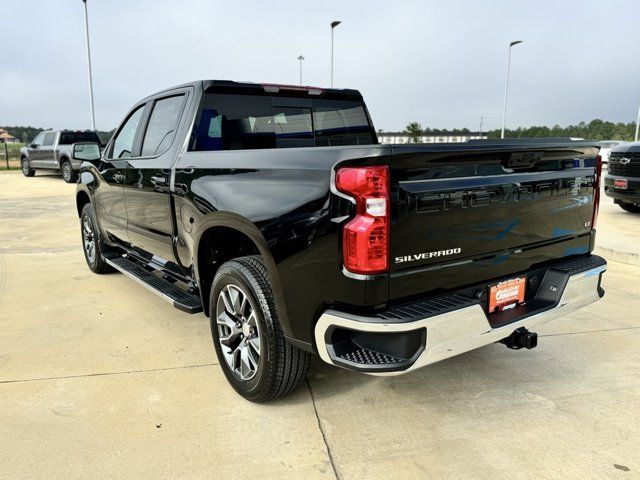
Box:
[489,276,526,313]
[614,178,628,189]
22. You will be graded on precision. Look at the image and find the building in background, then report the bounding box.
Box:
[0,129,19,143]
[377,131,487,144]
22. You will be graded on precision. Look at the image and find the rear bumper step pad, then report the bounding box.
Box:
[315,254,607,374]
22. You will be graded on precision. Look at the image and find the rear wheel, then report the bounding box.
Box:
[210,255,311,402]
[619,202,640,213]
[21,157,35,177]
[61,160,77,183]
[80,203,114,274]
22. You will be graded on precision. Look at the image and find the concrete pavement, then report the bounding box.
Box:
[596,180,640,266]
[0,170,638,479]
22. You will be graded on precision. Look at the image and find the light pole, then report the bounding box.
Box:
[82,0,96,130]
[500,40,523,139]
[635,102,640,142]
[330,20,341,87]
[297,55,305,86]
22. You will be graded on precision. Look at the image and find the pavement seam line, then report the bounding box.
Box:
[306,378,341,480]
[0,362,218,385]
[539,326,640,338]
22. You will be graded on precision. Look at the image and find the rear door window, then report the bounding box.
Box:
[141,95,185,156]
[42,132,56,146]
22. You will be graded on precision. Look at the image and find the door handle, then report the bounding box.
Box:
[151,175,168,186]
[175,167,195,175]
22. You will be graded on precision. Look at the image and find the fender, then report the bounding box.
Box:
[192,211,294,340]
[75,182,94,216]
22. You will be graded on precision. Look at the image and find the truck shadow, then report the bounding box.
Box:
[304,342,584,403]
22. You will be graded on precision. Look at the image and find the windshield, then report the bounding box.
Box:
[59,131,101,145]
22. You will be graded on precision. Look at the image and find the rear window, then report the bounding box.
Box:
[190,93,375,151]
[59,131,101,145]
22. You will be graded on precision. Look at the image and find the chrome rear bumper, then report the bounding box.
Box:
[315,255,606,375]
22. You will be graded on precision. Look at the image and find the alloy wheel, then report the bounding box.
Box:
[216,284,261,381]
[82,214,96,264]
[63,163,72,182]
[21,160,29,175]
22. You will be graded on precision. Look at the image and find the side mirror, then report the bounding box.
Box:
[73,142,101,162]
[31,143,38,148]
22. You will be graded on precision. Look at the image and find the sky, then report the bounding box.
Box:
[2,0,639,133]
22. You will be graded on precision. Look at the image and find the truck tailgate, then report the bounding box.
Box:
[389,141,599,301]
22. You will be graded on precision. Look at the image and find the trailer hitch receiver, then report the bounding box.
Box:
[500,327,538,350]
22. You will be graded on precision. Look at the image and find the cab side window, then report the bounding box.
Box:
[31,133,45,147]
[111,106,145,159]
[141,95,185,157]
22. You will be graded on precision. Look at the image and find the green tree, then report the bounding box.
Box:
[404,122,423,143]
[486,120,638,141]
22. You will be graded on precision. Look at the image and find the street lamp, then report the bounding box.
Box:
[500,40,523,139]
[330,20,341,87]
[635,102,640,142]
[82,0,96,130]
[297,55,305,86]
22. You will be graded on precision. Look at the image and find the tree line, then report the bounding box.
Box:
[402,119,637,143]
[1,126,114,144]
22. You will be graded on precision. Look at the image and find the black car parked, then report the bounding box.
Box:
[73,80,607,402]
[604,142,640,212]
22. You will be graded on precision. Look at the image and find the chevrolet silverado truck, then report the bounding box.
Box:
[604,142,640,212]
[73,80,607,402]
[21,129,103,182]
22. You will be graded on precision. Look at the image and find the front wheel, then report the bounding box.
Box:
[61,160,78,183]
[80,203,114,274]
[619,202,640,213]
[21,158,35,177]
[210,256,311,402]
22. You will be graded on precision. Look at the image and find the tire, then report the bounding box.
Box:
[210,255,311,402]
[21,157,35,177]
[619,202,640,213]
[80,203,114,274]
[61,159,78,183]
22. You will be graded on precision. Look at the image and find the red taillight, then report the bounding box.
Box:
[335,166,389,274]
[592,154,602,229]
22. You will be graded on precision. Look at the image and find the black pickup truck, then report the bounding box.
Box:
[604,142,640,212]
[74,80,607,402]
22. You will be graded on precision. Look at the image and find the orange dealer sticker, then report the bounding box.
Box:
[489,276,526,313]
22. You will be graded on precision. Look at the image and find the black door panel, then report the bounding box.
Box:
[124,164,174,260]
[94,159,130,243]
[124,92,188,264]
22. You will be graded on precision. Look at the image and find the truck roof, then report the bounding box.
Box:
[143,80,364,102]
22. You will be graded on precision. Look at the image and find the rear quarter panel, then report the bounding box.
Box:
[172,145,391,345]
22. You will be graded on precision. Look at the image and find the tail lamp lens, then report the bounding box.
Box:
[592,154,602,229]
[335,166,389,274]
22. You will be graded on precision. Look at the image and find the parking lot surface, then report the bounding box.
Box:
[1,170,638,479]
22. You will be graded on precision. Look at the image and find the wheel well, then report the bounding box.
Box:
[197,226,261,316]
[76,191,90,217]
[59,156,70,167]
